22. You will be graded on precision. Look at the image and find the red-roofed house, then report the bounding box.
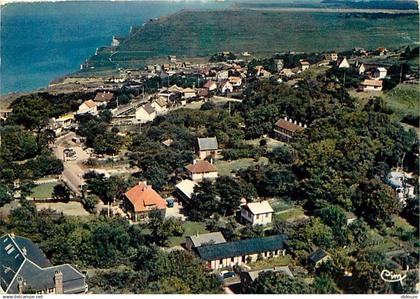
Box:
[77,100,97,115]
[124,181,166,222]
[186,160,218,181]
[273,117,306,142]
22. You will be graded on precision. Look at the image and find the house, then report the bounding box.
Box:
[360,79,383,91]
[241,201,274,226]
[204,80,218,92]
[77,100,97,115]
[387,170,415,204]
[151,97,168,114]
[135,103,156,123]
[274,59,284,71]
[376,47,388,56]
[123,181,166,222]
[0,109,12,121]
[309,249,331,268]
[273,117,306,142]
[317,60,330,67]
[218,80,233,94]
[182,87,196,99]
[196,88,210,99]
[228,76,242,87]
[195,234,287,270]
[323,52,338,61]
[197,137,219,159]
[186,160,218,182]
[337,57,350,68]
[53,112,75,129]
[185,232,226,251]
[168,55,177,62]
[175,179,198,204]
[182,61,192,68]
[0,234,87,294]
[93,91,114,103]
[280,68,295,78]
[372,67,387,79]
[259,69,272,78]
[299,60,310,71]
[216,70,229,81]
[240,266,293,293]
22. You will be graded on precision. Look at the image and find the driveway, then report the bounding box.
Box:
[165,202,186,221]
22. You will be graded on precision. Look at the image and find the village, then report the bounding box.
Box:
[0,44,418,295]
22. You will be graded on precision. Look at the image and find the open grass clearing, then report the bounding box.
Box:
[215,157,269,176]
[35,202,90,217]
[30,182,59,199]
[248,255,291,269]
[168,221,209,247]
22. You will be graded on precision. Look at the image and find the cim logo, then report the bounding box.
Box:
[380,265,409,285]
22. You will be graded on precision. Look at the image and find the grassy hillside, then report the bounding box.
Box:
[383,83,419,120]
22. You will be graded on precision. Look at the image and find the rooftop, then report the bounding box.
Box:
[362,79,383,87]
[245,266,294,282]
[197,137,218,151]
[196,234,287,261]
[94,92,114,102]
[124,182,166,213]
[175,179,198,200]
[187,232,227,248]
[186,160,218,174]
[275,118,305,133]
[242,201,274,215]
[309,249,329,263]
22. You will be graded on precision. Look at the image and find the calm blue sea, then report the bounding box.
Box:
[0,1,229,95]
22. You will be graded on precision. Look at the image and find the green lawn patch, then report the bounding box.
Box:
[383,84,419,120]
[274,207,306,222]
[215,157,268,176]
[30,182,59,199]
[270,199,294,213]
[168,221,209,247]
[248,255,291,269]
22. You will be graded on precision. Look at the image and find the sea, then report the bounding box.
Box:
[0,1,230,95]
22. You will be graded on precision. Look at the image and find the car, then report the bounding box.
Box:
[166,198,174,208]
[219,271,235,280]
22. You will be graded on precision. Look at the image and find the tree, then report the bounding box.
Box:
[188,180,218,221]
[214,176,243,216]
[8,95,51,130]
[52,184,71,202]
[268,145,294,164]
[249,271,311,294]
[351,250,387,294]
[401,196,419,228]
[81,195,99,213]
[147,211,184,246]
[312,274,339,294]
[0,126,38,161]
[0,184,12,207]
[353,178,400,228]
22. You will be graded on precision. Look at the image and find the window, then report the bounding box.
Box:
[231,257,234,262]
[256,214,260,220]
[219,259,223,264]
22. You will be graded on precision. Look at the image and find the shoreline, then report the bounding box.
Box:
[245,7,419,14]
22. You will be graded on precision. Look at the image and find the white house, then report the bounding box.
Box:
[228,76,242,87]
[241,201,274,226]
[372,67,387,79]
[218,80,233,94]
[182,87,196,99]
[323,52,338,61]
[299,60,310,71]
[77,100,97,115]
[387,170,415,204]
[185,160,218,182]
[361,79,383,91]
[151,97,168,114]
[216,70,229,81]
[135,103,156,123]
[337,57,350,68]
[175,179,198,203]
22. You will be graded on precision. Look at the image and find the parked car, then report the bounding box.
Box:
[219,271,235,280]
[166,198,174,208]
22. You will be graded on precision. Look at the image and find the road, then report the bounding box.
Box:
[53,132,90,196]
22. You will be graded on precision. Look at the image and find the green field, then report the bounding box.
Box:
[383,83,419,120]
[30,182,58,199]
[168,221,209,247]
[86,9,418,69]
[215,157,268,176]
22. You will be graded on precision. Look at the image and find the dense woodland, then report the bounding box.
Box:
[0,50,419,294]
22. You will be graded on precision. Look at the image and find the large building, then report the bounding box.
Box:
[123,181,167,222]
[185,232,227,251]
[0,234,87,294]
[185,160,218,182]
[273,117,306,142]
[195,235,287,270]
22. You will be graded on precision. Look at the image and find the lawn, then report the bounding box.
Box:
[274,207,307,222]
[215,157,269,176]
[383,83,419,120]
[270,199,294,213]
[30,182,59,199]
[34,202,90,217]
[248,255,291,269]
[168,221,209,247]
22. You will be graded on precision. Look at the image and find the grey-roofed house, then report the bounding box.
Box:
[185,232,227,251]
[195,234,287,270]
[387,170,415,204]
[309,249,331,268]
[197,137,219,160]
[0,234,87,294]
[240,266,293,293]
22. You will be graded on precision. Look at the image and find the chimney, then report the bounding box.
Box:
[284,116,287,121]
[304,124,307,128]
[54,271,64,294]
[193,159,197,165]
[294,120,297,125]
[22,247,27,256]
[299,122,302,127]
[210,158,213,164]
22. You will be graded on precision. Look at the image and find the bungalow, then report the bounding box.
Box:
[309,249,331,268]
[186,160,218,182]
[175,179,198,204]
[240,266,293,293]
[357,62,379,75]
[218,80,233,94]
[151,97,168,114]
[196,88,210,99]
[259,69,272,78]
[185,232,226,250]
[93,92,114,104]
[273,117,306,143]
[360,79,383,91]
[216,70,229,81]
[196,234,287,270]
[372,67,387,79]
[274,59,284,72]
[135,103,156,123]
[123,181,166,222]
[280,68,295,78]
[299,60,310,71]
[204,80,218,92]
[197,137,219,159]
[182,87,196,99]
[387,170,415,204]
[241,201,274,226]
[337,57,350,68]
[53,112,75,129]
[0,234,87,294]
[228,76,242,87]
[77,100,97,115]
